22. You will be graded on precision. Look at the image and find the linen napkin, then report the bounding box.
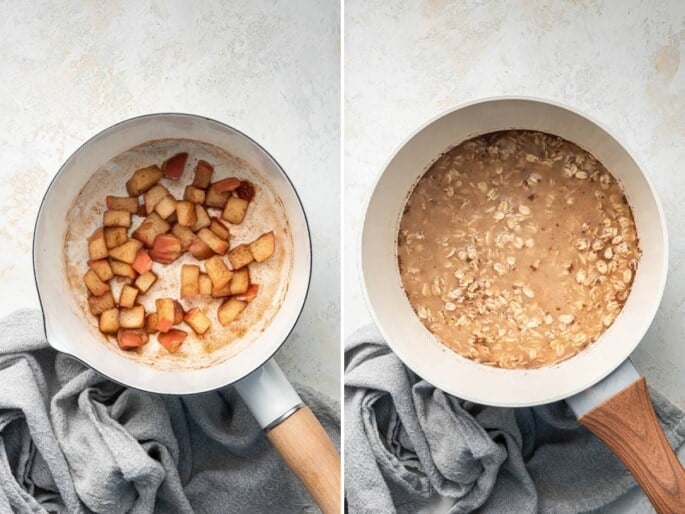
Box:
[344,324,685,513]
[0,309,339,513]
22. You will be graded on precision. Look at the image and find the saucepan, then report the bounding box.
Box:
[362,98,684,512]
[33,113,340,513]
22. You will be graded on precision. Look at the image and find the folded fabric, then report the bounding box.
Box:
[0,309,339,513]
[344,324,685,514]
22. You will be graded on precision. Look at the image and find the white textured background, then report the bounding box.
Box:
[345,2,684,510]
[0,0,340,400]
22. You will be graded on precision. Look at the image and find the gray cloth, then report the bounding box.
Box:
[344,325,685,514]
[0,309,339,513]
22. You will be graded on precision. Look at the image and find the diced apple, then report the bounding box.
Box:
[158,329,187,353]
[126,165,163,196]
[214,177,241,193]
[154,195,177,219]
[197,228,228,255]
[149,234,182,264]
[88,258,113,281]
[192,205,211,231]
[109,239,143,264]
[145,312,159,333]
[209,217,230,240]
[84,269,110,296]
[134,271,157,293]
[133,212,171,247]
[119,305,145,329]
[211,281,232,298]
[99,308,119,334]
[184,307,211,335]
[184,186,206,204]
[228,244,253,269]
[204,183,230,209]
[236,180,255,201]
[229,267,249,295]
[249,231,275,262]
[103,209,131,228]
[217,298,247,326]
[104,227,128,249]
[88,292,115,315]
[188,237,214,260]
[204,255,233,289]
[88,228,108,260]
[132,249,152,274]
[192,160,214,189]
[106,196,139,213]
[156,298,175,333]
[181,264,200,298]
[176,201,197,227]
[222,197,249,224]
[171,224,195,250]
[111,261,137,279]
[118,285,139,309]
[198,274,212,295]
[144,184,170,215]
[162,152,188,180]
[117,329,149,350]
[236,284,259,302]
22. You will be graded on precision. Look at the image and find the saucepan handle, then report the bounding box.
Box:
[578,377,685,513]
[234,359,341,513]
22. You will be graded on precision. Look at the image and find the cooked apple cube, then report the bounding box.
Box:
[99,308,119,334]
[204,183,231,209]
[192,160,214,189]
[176,201,197,227]
[111,261,137,279]
[119,305,145,329]
[204,255,233,289]
[192,205,211,231]
[155,298,175,333]
[236,180,255,201]
[171,224,195,250]
[228,244,254,270]
[88,259,114,281]
[84,269,110,297]
[133,212,170,247]
[162,152,188,180]
[104,227,128,249]
[88,228,108,260]
[184,307,211,335]
[88,291,115,315]
[214,177,241,193]
[184,186,206,204]
[149,234,182,264]
[106,196,139,213]
[154,195,177,219]
[126,165,163,197]
[103,210,131,228]
[229,267,250,295]
[188,237,214,260]
[198,274,212,295]
[145,312,158,333]
[109,239,143,264]
[222,197,249,224]
[217,298,247,326]
[236,284,259,302]
[158,329,187,353]
[117,329,149,350]
[132,249,152,274]
[249,231,275,262]
[211,281,232,298]
[134,271,157,293]
[118,285,138,309]
[209,217,230,241]
[143,184,170,215]
[181,264,200,298]
[197,228,228,255]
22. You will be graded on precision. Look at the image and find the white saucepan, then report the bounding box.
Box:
[34,114,340,513]
[362,98,684,512]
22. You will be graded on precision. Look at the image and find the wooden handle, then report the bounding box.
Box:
[579,377,685,513]
[267,406,340,513]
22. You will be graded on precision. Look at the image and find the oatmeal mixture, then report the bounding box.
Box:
[397,130,640,369]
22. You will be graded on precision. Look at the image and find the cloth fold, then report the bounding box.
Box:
[0,309,339,513]
[344,324,685,513]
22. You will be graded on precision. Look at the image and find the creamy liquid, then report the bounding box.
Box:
[64,139,292,370]
[398,131,640,369]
